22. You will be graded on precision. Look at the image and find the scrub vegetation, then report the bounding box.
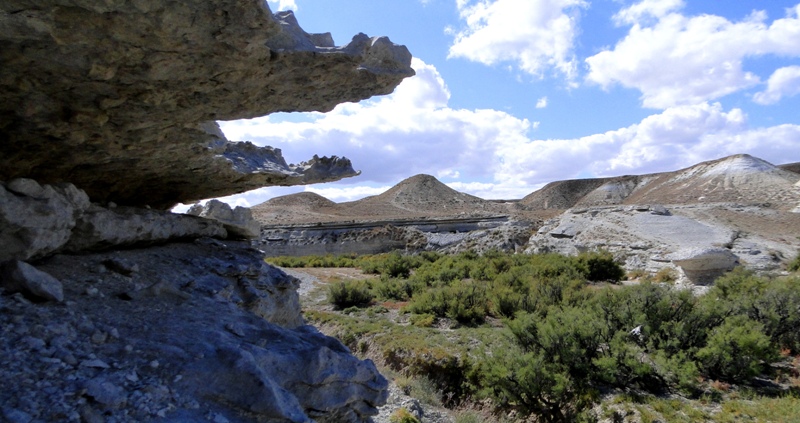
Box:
[269,252,800,422]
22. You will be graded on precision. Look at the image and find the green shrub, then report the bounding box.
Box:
[389,408,420,423]
[696,315,777,382]
[789,251,800,272]
[577,250,625,282]
[409,313,436,327]
[408,282,488,325]
[653,267,677,283]
[328,280,374,309]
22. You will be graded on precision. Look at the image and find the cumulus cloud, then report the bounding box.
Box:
[448,0,588,81]
[586,2,800,108]
[535,96,548,108]
[753,65,800,105]
[220,58,535,190]
[267,0,297,11]
[613,0,684,26]
[218,60,800,206]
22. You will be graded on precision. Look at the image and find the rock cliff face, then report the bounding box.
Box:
[1,1,413,421]
[0,0,413,208]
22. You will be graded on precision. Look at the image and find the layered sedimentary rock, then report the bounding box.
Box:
[0,240,387,422]
[0,1,413,208]
[1,2,413,421]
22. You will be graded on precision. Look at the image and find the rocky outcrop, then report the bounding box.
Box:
[0,179,90,261]
[1,179,229,261]
[0,260,63,302]
[0,239,387,422]
[0,1,413,208]
[518,155,800,212]
[187,199,261,239]
[668,247,739,285]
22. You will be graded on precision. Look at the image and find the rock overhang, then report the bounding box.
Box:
[0,1,414,209]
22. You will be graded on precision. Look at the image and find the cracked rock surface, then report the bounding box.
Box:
[0,239,388,422]
[0,1,413,208]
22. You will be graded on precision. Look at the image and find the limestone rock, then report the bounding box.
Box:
[187,199,261,239]
[64,205,228,252]
[0,179,90,261]
[669,247,739,285]
[0,1,413,208]
[0,260,64,302]
[0,239,386,422]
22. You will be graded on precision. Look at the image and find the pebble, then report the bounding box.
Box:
[91,331,108,344]
[81,359,111,369]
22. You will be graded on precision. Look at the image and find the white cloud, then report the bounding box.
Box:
[448,0,588,81]
[490,102,800,190]
[220,58,535,188]
[586,3,800,108]
[613,0,684,26]
[267,0,297,11]
[535,96,548,108]
[753,65,800,105]
[218,60,800,206]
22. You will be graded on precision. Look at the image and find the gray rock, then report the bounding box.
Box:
[64,205,227,252]
[669,247,740,285]
[0,179,90,261]
[0,260,64,302]
[0,1,413,209]
[668,247,740,271]
[85,378,127,408]
[187,199,261,239]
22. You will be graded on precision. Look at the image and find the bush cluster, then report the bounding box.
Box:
[475,267,800,421]
[296,250,800,420]
[322,249,625,325]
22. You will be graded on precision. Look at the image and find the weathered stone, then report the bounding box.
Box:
[669,247,739,284]
[0,179,90,261]
[0,1,413,208]
[669,247,740,271]
[0,260,64,302]
[187,199,261,239]
[85,378,127,408]
[64,205,227,252]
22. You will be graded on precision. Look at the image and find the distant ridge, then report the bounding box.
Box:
[251,154,800,225]
[251,174,507,224]
[519,177,624,210]
[780,161,800,175]
[261,192,336,209]
[519,154,800,211]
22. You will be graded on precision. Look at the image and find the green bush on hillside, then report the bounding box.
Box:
[328,280,373,309]
[696,315,777,382]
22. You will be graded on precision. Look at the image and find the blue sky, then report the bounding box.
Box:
[194,0,800,209]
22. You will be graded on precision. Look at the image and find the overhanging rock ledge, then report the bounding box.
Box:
[0,0,414,208]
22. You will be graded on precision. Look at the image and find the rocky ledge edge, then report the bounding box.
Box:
[1,179,389,422]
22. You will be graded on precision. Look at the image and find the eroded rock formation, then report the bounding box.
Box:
[0,240,388,422]
[1,1,414,421]
[0,0,413,208]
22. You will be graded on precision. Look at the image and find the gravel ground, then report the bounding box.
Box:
[285,267,456,423]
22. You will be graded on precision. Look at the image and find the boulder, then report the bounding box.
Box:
[65,205,228,252]
[0,260,64,302]
[0,239,386,421]
[0,1,414,208]
[0,179,90,261]
[187,199,261,239]
[669,247,740,285]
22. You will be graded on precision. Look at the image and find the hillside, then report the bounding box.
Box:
[518,154,800,212]
[253,174,507,225]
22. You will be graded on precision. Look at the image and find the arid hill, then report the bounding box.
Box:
[255,154,800,227]
[255,154,800,280]
[519,154,800,212]
[253,174,507,225]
